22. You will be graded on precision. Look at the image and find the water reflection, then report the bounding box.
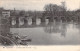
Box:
[74,22,80,33]
[44,22,67,37]
[10,21,80,45]
[60,23,67,37]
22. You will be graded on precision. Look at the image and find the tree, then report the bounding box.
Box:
[44,3,67,22]
[44,4,57,15]
[44,4,65,15]
[19,11,25,17]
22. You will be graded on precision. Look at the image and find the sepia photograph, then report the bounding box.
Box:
[0,0,80,51]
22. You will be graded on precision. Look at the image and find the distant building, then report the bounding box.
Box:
[2,10,10,18]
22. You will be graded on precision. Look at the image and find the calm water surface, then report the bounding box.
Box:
[10,22,80,45]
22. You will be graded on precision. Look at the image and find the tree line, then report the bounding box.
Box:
[0,3,80,22]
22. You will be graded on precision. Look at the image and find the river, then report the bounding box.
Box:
[10,21,80,45]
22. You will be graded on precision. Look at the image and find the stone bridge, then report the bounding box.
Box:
[9,16,68,28]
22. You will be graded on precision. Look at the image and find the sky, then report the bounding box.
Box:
[0,0,80,11]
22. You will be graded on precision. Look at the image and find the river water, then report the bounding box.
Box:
[10,21,80,45]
